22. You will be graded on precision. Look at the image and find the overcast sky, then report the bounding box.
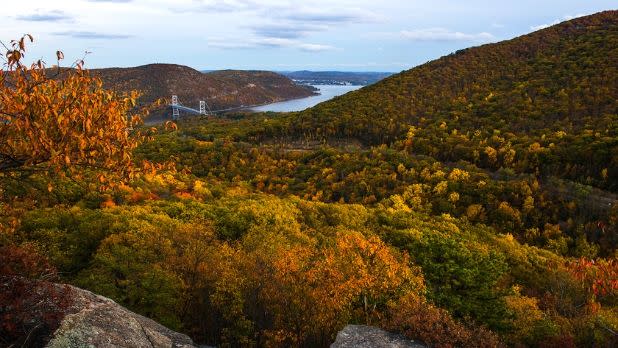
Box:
[1,1,615,72]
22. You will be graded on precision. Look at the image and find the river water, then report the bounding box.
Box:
[250,85,362,112]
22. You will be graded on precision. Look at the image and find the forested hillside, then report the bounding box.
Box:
[289,11,618,192]
[2,11,617,348]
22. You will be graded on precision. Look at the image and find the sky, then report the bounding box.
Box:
[1,0,616,72]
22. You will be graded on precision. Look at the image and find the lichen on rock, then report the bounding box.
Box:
[331,325,426,348]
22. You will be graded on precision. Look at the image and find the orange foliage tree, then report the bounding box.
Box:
[383,293,502,348]
[0,36,159,345]
[256,231,425,347]
[0,35,150,184]
[568,258,618,305]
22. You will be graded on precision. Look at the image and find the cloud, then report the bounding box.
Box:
[86,0,134,2]
[172,1,381,53]
[530,13,588,31]
[53,31,133,39]
[249,23,327,39]
[16,10,73,22]
[241,6,381,44]
[297,43,336,52]
[173,1,382,25]
[279,7,383,24]
[200,4,379,45]
[172,0,260,13]
[208,37,336,51]
[253,37,296,48]
[207,41,256,49]
[400,28,494,42]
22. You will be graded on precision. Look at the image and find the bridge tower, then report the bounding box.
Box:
[199,101,206,115]
[171,95,179,120]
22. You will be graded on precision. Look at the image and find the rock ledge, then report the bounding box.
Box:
[44,284,196,348]
[331,325,426,348]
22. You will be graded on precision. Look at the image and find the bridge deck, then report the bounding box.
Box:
[173,104,202,114]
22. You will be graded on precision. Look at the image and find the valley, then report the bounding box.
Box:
[1,8,617,348]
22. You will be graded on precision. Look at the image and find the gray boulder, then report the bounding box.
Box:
[331,325,426,348]
[44,284,196,348]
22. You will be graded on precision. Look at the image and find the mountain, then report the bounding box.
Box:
[294,11,617,143]
[279,71,393,86]
[289,10,618,191]
[91,64,316,114]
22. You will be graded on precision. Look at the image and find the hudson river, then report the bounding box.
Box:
[250,85,362,112]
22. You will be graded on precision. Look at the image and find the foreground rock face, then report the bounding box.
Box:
[331,325,426,348]
[44,284,196,348]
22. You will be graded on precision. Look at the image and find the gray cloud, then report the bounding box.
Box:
[243,7,380,43]
[252,37,295,48]
[16,10,73,22]
[169,0,383,55]
[208,37,335,51]
[280,8,381,24]
[249,23,327,39]
[53,31,133,40]
[171,2,376,53]
[173,1,382,26]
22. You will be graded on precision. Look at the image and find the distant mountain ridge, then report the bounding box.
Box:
[91,64,316,114]
[280,71,393,86]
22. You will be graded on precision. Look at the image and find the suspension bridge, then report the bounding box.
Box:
[171,95,213,120]
[170,95,258,119]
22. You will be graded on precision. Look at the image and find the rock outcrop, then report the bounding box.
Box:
[331,325,426,348]
[1,277,196,348]
[7,278,428,348]
[45,284,196,348]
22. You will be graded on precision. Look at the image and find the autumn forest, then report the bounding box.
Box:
[1,10,617,348]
